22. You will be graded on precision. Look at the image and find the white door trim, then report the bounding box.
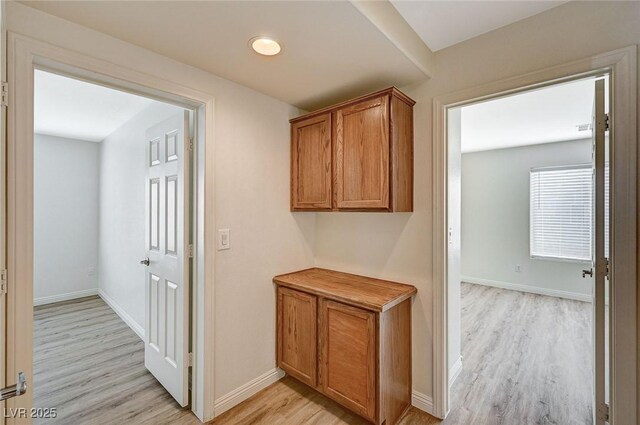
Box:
[6,32,216,422]
[432,46,637,423]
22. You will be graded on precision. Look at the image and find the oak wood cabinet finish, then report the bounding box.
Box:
[291,113,332,210]
[274,268,416,312]
[290,87,415,212]
[277,287,317,387]
[275,268,417,425]
[320,299,377,421]
[335,96,390,209]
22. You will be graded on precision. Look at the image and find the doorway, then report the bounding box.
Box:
[4,31,217,423]
[432,47,637,423]
[446,76,608,424]
[31,69,196,423]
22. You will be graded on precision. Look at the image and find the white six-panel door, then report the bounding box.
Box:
[144,111,190,407]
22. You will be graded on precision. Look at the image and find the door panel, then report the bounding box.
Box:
[144,111,190,407]
[149,273,160,352]
[319,299,376,421]
[335,96,389,209]
[166,175,178,255]
[149,178,160,251]
[277,287,317,387]
[291,113,332,210]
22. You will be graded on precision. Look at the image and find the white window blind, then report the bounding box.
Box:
[530,165,593,262]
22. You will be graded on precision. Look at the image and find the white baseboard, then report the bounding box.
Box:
[34,288,98,306]
[214,368,285,416]
[412,390,435,416]
[461,276,592,303]
[98,289,145,340]
[449,356,463,387]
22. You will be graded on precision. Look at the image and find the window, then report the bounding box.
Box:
[530,165,592,262]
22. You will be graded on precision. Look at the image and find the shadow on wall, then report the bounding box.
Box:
[289,213,317,266]
[313,212,413,274]
[312,210,433,396]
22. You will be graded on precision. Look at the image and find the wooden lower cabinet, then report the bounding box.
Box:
[277,287,317,387]
[275,268,416,425]
[320,299,377,421]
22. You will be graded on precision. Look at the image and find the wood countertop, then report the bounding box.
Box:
[273,268,417,312]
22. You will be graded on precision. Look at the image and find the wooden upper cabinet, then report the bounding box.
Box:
[335,96,389,209]
[291,113,332,210]
[290,87,414,212]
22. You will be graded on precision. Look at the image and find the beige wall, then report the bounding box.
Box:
[8,0,640,414]
[315,0,640,398]
[6,1,316,410]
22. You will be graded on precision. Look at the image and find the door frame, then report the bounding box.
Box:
[432,46,637,423]
[6,33,216,422]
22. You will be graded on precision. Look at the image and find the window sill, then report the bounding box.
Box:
[530,255,592,264]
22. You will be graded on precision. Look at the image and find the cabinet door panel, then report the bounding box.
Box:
[277,287,317,387]
[291,113,332,210]
[335,96,389,209]
[319,299,376,421]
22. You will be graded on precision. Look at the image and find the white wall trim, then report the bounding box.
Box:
[33,288,98,306]
[98,289,145,340]
[461,276,592,303]
[448,356,463,387]
[213,368,285,416]
[411,390,435,416]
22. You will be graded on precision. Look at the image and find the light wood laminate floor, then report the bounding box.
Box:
[34,296,199,425]
[34,285,591,424]
[212,283,592,425]
[445,283,592,425]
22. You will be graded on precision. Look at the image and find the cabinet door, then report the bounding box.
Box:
[291,113,332,210]
[319,299,376,421]
[277,287,317,387]
[335,96,390,209]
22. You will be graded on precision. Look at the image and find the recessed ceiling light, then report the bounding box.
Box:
[250,36,282,56]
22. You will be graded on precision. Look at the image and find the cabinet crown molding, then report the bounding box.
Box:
[290,87,415,124]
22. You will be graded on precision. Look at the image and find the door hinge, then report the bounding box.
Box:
[187,352,193,367]
[0,269,7,296]
[1,81,8,107]
[188,138,193,152]
[604,113,610,131]
[604,257,610,279]
[187,244,194,258]
[597,402,609,422]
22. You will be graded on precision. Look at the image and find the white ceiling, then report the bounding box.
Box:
[390,1,567,51]
[21,1,427,111]
[35,70,153,142]
[460,78,598,153]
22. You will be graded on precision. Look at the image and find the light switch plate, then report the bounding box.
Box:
[217,229,230,250]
